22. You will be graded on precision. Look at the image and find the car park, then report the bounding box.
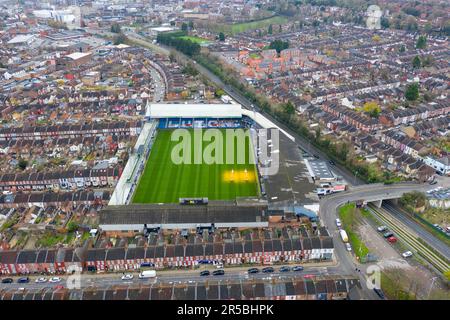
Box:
[35,277,48,283]
[262,267,274,273]
[247,268,260,274]
[1,278,13,284]
[335,218,342,228]
[17,277,29,283]
[279,266,291,272]
[292,266,304,272]
[383,231,394,238]
[402,251,413,258]
[200,270,210,276]
[213,270,225,276]
[121,274,134,281]
[377,226,387,232]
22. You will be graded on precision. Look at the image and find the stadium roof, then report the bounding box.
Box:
[99,203,268,227]
[7,34,35,44]
[66,52,92,60]
[146,103,243,119]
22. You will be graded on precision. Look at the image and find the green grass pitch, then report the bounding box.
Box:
[132,129,260,204]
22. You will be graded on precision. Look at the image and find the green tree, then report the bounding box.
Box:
[67,221,79,233]
[182,62,199,76]
[416,35,427,49]
[215,89,225,97]
[110,23,121,33]
[363,101,381,118]
[400,191,426,209]
[405,83,419,101]
[269,39,289,55]
[268,24,273,34]
[169,50,176,63]
[114,33,128,45]
[399,44,406,53]
[18,158,28,171]
[218,32,225,41]
[188,21,194,30]
[181,22,188,32]
[282,101,295,115]
[412,55,421,69]
[381,17,390,29]
[315,127,321,141]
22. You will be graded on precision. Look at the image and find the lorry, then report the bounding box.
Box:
[316,184,347,196]
[138,270,156,279]
[339,230,349,243]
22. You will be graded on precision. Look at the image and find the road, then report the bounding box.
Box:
[367,204,449,274]
[319,182,436,298]
[382,202,450,261]
[0,264,343,291]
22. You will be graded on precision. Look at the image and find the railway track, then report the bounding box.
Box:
[368,205,450,274]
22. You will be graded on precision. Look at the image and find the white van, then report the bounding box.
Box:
[317,188,332,196]
[138,270,156,279]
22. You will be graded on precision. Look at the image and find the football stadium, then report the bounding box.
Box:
[116,103,262,205]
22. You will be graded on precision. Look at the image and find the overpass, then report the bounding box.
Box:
[318,182,435,294]
[320,183,431,214]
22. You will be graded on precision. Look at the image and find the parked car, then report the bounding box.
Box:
[262,267,274,273]
[1,278,13,284]
[121,274,134,281]
[49,277,61,283]
[292,266,304,272]
[247,268,260,274]
[329,160,336,165]
[429,180,437,185]
[200,270,210,276]
[213,270,225,276]
[402,251,413,258]
[387,236,397,243]
[377,226,388,232]
[373,288,385,299]
[345,243,352,251]
[17,277,29,284]
[313,154,320,159]
[35,277,48,283]
[335,218,342,228]
[383,231,394,238]
[279,266,291,272]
